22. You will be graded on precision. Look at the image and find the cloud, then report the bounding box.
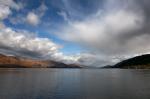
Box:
[52,52,123,67]
[0,5,11,20]
[57,11,69,22]
[9,14,26,25]
[0,22,5,29]
[26,3,47,26]
[26,12,40,26]
[36,3,48,17]
[0,0,23,20]
[57,0,150,66]
[0,0,23,10]
[0,23,82,65]
[0,25,61,59]
[0,1,81,65]
[51,52,80,64]
[61,0,105,20]
[2,0,150,67]
[8,2,47,26]
[76,53,120,66]
[60,10,145,54]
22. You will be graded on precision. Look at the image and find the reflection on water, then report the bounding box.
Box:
[0,68,150,99]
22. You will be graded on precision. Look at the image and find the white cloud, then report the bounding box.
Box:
[0,1,80,65]
[0,0,23,20]
[26,12,40,26]
[52,52,80,64]
[6,2,47,26]
[52,52,123,67]
[0,23,86,65]
[0,5,11,20]
[0,25,61,59]
[0,0,22,10]
[26,3,48,26]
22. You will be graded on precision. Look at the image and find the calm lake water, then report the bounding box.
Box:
[0,68,150,99]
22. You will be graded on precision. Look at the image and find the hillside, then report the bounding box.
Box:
[0,54,81,68]
[113,54,150,69]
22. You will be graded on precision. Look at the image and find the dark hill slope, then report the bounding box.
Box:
[114,54,150,69]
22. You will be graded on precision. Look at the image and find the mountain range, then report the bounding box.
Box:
[0,54,81,68]
[0,53,150,69]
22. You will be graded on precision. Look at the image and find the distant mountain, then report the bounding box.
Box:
[101,65,115,69]
[112,54,150,69]
[0,54,81,68]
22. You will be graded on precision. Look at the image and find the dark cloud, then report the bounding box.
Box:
[54,0,105,20]
[0,45,43,59]
[57,0,150,66]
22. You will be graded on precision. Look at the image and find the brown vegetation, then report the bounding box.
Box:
[0,54,81,68]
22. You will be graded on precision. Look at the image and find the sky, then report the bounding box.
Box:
[0,0,150,67]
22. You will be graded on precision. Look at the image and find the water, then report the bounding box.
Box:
[0,68,150,99]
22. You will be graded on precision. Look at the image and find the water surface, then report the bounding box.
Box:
[0,68,150,99]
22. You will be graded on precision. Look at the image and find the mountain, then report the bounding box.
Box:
[0,54,81,68]
[101,65,115,69]
[113,54,150,69]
